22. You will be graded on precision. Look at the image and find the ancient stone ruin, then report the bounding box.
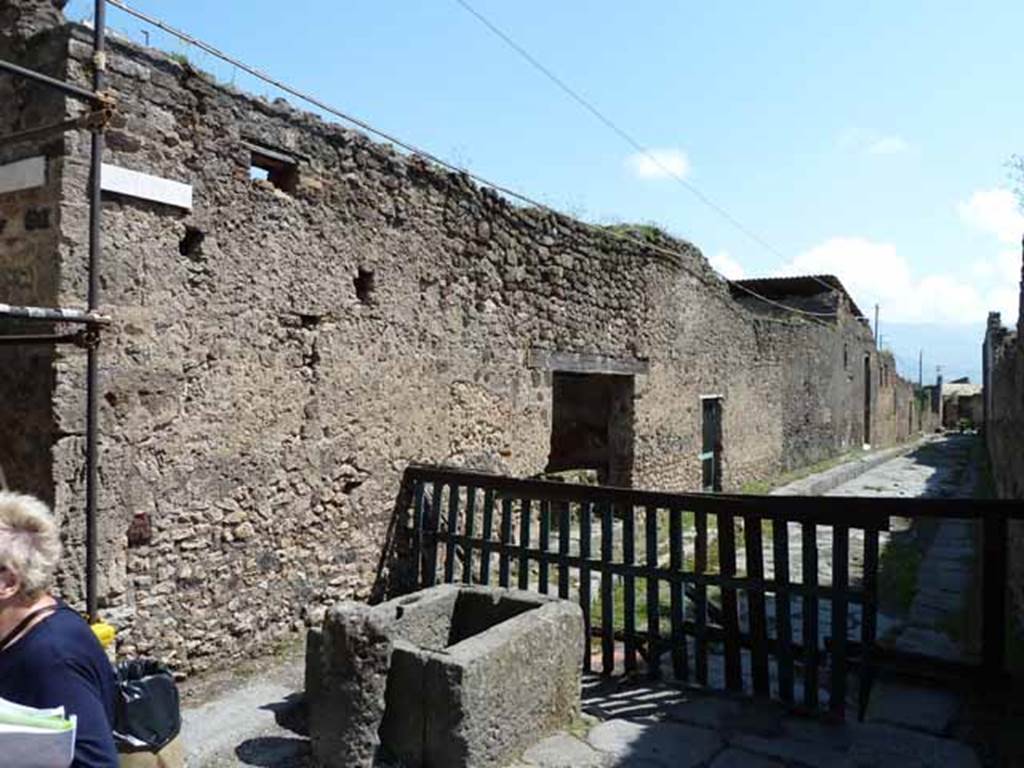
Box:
[305,584,583,768]
[0,1,936,671]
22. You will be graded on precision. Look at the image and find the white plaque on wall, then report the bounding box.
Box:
[101,163,193,210]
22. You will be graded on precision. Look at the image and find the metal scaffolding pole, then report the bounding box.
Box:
[0,57,108,104]
[0,332,87,347]
[0,112,107,149]
[85,0,107,623]
[0,302,110,324]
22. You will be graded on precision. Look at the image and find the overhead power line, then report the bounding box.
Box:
[102,0,835,320]
[453,0,841,298]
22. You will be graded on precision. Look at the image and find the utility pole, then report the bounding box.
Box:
[874,304,880,350]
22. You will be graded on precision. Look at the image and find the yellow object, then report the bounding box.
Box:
[91,621,116,648]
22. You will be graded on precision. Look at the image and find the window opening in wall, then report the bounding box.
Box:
[354,267,376,304]
[843,344,849,370]
[243,140,298,193]
[546,371,635,487]
[700,396,723,492]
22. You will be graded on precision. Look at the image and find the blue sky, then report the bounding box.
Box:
[68,1,1024,381]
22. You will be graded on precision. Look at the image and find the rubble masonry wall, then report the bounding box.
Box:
[0,11,921,671]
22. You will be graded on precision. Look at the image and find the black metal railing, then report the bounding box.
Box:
[395,464,1023,720]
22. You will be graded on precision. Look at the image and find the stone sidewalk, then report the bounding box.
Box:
[508,679,980,768]
[830,435,980,664]
[177,665,983,768]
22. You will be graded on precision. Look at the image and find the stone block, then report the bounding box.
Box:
[307,585,583,768]
[307,601,393,768]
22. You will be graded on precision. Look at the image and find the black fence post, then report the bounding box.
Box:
[982,511,1008,679]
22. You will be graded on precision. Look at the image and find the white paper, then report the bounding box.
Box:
[0,697,65,720]
[0,697,75,768]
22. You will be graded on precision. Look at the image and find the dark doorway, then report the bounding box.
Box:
[547,372,635,487]
[863,355,872,446]
[701,397,723,492]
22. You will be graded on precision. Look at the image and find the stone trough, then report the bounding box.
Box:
[306,584,584,768]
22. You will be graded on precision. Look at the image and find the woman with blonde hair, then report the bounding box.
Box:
[0,491,117,767]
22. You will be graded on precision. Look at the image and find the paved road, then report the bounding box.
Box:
[508,676,980,768]
[738,436,981,653]
[510,437,986,768]
[830,435,980,660]
[178,437,985,766]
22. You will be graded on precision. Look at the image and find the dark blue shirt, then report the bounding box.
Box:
[0,601,118,768]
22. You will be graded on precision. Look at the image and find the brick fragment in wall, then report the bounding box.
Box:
[0,16,929,673]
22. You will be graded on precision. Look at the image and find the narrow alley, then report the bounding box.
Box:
[753,435,984,666]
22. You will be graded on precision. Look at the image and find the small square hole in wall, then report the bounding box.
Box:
[179,225,205,257]
[247,145,298,193]
[354,268,375,304]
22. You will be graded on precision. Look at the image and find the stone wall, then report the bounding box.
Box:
[0,7,922,672]
[0,21,66,517]
[983,258,1024,630]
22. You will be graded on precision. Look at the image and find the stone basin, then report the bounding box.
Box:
[306,584,584,768]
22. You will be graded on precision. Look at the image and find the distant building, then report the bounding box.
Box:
[941,379,983,429]
[729,275,868,322]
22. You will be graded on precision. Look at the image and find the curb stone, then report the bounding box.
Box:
[771,439,926,497]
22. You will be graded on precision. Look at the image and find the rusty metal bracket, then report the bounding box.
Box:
[79,326,102,350]
[80,105,115,131]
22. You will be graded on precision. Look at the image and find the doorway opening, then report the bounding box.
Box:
[546,372,635,487]
[700,396,723,492]
[863,355,872,447]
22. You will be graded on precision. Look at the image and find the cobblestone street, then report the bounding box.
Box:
[508,677,980,768]
[508,436,989,768]
[831,435,981,662]
[176,437,994,767]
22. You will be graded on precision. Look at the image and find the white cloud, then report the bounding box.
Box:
[709,250,745,279]
[778,236,996,325]
[836,129,911,156]
[775,188,1023,326]
[865,135,909,155]
[625,148,690,180]
[958,188,1024,245]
